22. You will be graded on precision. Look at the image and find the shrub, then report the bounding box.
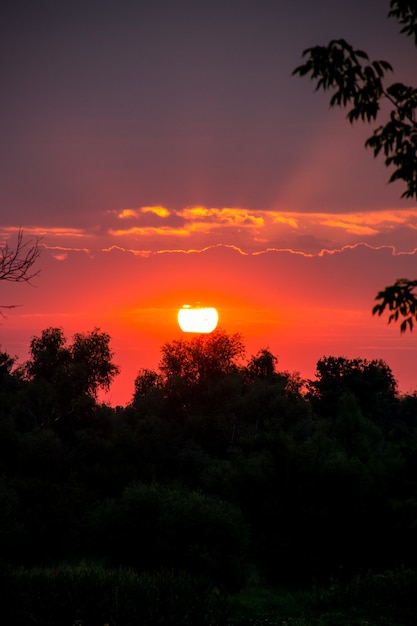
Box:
[88,482,249,591]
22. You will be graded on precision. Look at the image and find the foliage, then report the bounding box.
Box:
[22,327,119,425]
[27,327,120,398]
[71,328,120,396]
[306,568,417,624]
[2,327,417,614]
[227,585,306,625]
[88,481,249,591]
[373,278,417,332]
[389,0,417,45]
[159,328,245,385]
[245,348,278,381]
[293,1,417,332]
[0,350,15,376]
[308,355,398,426]
[132,328,246,422]
[293,3,417,199]
[226,570,417,625]
[26,327,72,383]
[4,563,223,626]
[133,367,164,399]
[0,351,24,421]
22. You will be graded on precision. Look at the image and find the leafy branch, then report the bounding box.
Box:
[293,1,417,333]
[373,279,417,333]
[293,37,417,199]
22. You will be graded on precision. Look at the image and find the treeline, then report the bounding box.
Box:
[1,326,417,619]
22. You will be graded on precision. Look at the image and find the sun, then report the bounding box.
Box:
[178,304,219,333]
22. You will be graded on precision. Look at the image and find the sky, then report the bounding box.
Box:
[1,0,417,406]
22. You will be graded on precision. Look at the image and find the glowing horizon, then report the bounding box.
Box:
[2,228,417,406]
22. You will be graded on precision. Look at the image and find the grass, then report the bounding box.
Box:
[227,585,306,625]
[3,564,416,625]
[226,569,417,626]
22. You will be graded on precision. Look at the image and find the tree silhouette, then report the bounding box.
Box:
[308,356,398,423]
[24,327,119,425]
[293,0,417,331]
[159,328,245,386]
[0,229,41,314]
[245,348,278,381]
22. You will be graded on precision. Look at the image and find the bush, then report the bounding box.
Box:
[88,482,250,591]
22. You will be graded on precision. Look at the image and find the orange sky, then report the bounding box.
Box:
[2,207,417,406]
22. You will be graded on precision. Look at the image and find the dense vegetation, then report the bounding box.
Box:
[1,326,417,624]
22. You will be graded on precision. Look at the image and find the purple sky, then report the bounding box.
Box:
[1,0,415,224]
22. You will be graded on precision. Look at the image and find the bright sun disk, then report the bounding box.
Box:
[177,305,219,333]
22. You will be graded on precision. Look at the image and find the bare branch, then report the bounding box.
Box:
[0,229,41,284]
[0,229,41,316]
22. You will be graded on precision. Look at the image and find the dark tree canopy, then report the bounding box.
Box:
[159,328,245,386]
[293,1,417,333]
[71,328,120,396]
[3,323,417,605]
[0,350,16,378]
[27,327,72,383]
[24,327,119,424]
[133,368,164,400]
[245,348,278,381]
[308,355,398,423]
